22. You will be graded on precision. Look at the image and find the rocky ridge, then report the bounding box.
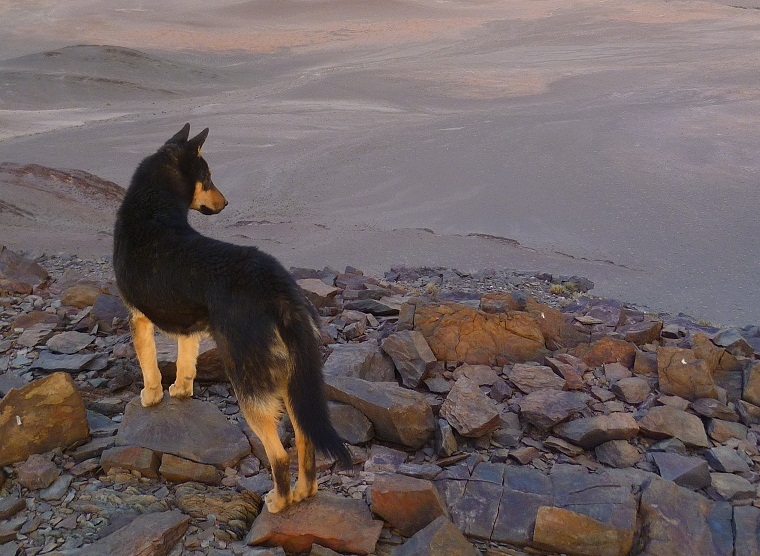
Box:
[1,245,760,555]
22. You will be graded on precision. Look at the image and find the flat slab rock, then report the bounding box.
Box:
[77,509,190,556]
[246,492,383,555]
[115,393,250,469]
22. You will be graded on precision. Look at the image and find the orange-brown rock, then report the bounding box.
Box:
[691,333,742,372]
[414,302,545,365]
[657,347,718,401]
[370,473,448,536]
[61,283,102,309]
[582,337,636,369]
[533,506,633,556]
[0,372,89,466]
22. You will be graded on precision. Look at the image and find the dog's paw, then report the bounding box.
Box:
[264,489,292,514]
[140,386,164,407]
[168,382,193,399]
[292,481,317,503]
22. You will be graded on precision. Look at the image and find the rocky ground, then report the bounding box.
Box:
[1,244,760,556]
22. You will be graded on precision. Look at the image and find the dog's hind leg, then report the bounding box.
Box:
[240,397,292,513]
[130,311,164,407]
[285,400,317,503]
[169,335,199,400]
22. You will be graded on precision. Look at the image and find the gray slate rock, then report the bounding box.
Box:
[440,377,500,437]
[637,405,710,448]
[327,402,374,445]
[553,413,639,449]
[518,389,590,431]
[395,515,479,556]
[323,343,395,382]
[45,331,94,354]
[650,452,711,490]
[381,330,436,388]
[31,351,108,373]
[703,446,751,473]
[733,506,760,556]
[506,364,566,393]
[115,393,250,469]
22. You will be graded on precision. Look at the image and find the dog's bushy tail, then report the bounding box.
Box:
[280,303,352,469]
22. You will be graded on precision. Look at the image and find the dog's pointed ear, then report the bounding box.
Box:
[166,123,191,145]
[186,128,209,158]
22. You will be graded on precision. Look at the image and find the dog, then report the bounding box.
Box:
[113,124,351,513]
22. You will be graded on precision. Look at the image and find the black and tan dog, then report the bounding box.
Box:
[113,124,350,513]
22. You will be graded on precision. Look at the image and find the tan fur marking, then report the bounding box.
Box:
[169,335,200,399]
[189,181,227,213]
[239,397,292,513]
[130,310,163,407]
[270,329,290,364]
[285,400,318,503]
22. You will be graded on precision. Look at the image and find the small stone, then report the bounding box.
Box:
[452,364,500,386]
[77,509,190,556]
[553,413,639,449]
[296,278,340,308]
[45,331,95,354]
[604,362,632,383]
[160,453,221,485]
[88,293,128,333]
[440,377,500,437]
[611,377,651,404]
[506,364,566,393]
[690,398,739,421]
[650,452,711,490]
[0,495,26,521]
[370,473,448,536]
[710,473,755,501]
[381,330,437,388]
[435,419,458,457]
[510,446,540,464]
[101,446,161,479]
[61,283,101,308]
[706,418,748,443]
[582,337,636,369]
[424,376,452,394]
[703,446,751,473]
[544,436,584,457]
[637,406,710,448]
[40,474,73,501]
[16,453,59,489]
[323,343,396,382]
[364,444,407,473]
[518,389,590,431]
[595,440,641,469]
[395,515,479,556]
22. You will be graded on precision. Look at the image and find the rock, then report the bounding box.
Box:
[343,297,402,316]
[296,278,340,308]
[712,328,754,357]
[611,376,651,404]
[12,310,59,330]
[0,245,48,286]
[743,361,760,406]
[246,492,382,555]
[322,343,395,382]
[159,453,222,485]
[703,446,751,473]
[435,419,458,457]
[737,399,760,425]
[545,357,584,390]
[637,405,710,448]
[506,364,566,393]
[61,283,101,308]
[31,351,108,373]
[706,418,747,443]
[40,474,73,501]
[657,347,718,401]
[619,318,663,345]
[650,452,711,490]
[691,333,743,373]
[380,330,437,388]
[518,390,590,431]
[0,496,25,521]
[0,371,27,396]
[490,467,554,545]
[325,375,434,448]
[395,515,479,556]
[582,337,636,369]
[447,478,502,539]
[17,325,54,348]
[690,398,739,421]
[633,350,658,376]
[370,473,448,536]
[544,436,585,457]
[364,444,407,473]
[510,446,540,464]
[425,376,452,394]
[115,393,250,469]
[100,446,161,478]
[77,509,190,556]
[710,473,755,502]
[733,506,760,556]
[88,293,128,333]
[327,402,374,445]
[440,377,500,437]
[0,372,89,466]
[639,478,733,556]
[16,453,59,489]
[594,440,641,469]
[603,362,632,383]
[553,413,639,449]
[45,330,95,354]
[533,506,633,556]
[414,302,546,365]
[174,482,260,535]
[453,364,500,386]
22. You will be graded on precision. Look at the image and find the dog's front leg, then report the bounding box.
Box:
[169,335,199,399]
[130,311,164,407]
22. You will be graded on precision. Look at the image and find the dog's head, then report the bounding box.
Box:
[165,124,228,215]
